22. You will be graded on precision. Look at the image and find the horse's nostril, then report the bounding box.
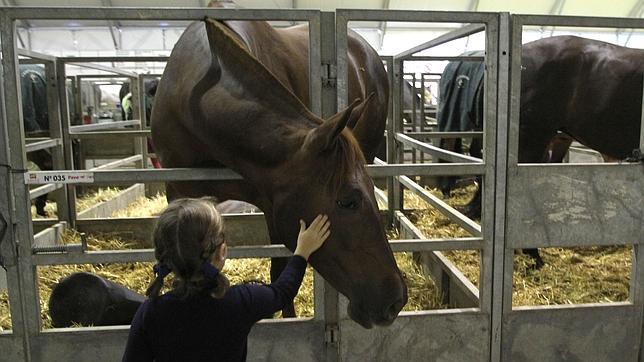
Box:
[385,299,404,320]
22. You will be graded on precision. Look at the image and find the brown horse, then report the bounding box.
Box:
[151,18,406,328]
[519,35,643,163]
[438,36,643,268]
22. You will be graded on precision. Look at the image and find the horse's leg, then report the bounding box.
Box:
[523,248,545,269]
[519,125,558,270]
[438,138,459,198]
[35,195,48,217]
[462,136,483,219]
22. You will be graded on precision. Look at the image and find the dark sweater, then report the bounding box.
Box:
[122,255,307,362]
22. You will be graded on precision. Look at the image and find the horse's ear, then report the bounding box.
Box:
[303,98,361,154]
[349,93,379,159]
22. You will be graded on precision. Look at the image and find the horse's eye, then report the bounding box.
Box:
[337,193,361,210]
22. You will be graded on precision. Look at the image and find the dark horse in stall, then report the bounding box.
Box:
[150,18,407,328]
[438,36,644,268]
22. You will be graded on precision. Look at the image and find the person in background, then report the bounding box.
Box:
[122,197,330,361]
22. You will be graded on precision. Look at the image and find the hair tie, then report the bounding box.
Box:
[153,263,172,279]
[202,261,220,281]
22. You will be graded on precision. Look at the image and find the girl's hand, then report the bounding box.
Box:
[294,215,331,260]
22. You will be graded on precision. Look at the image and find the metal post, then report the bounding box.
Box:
[43,61,70,224]
[1,12,41,360]
[56,60,77,226]
[383,56,395,225]
[637,73,644,362]
[490,12,511,362]
[391,59,404,217]
[322,11,340,361]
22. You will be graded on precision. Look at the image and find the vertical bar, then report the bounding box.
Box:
[480,14,499,311]
[308,15,322,116]
[131,76,144,168]
[411,73,417,164]
[323,11,340,362]
[420,73,426,164]
[392,59,404,215]
[383,56,395,225]
[335,12,348,110]
[43,61,70,222]
[56,60,77,226]
[637,74,644,362]
[490,12,511,362]
[1,12,39,359]
[0,19,27,347]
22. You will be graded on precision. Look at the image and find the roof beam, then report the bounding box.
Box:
[541,0,567,36]
[377,0,390,51]
[101,0,122,50]
[621,0,644,46]
[468,0,480,12]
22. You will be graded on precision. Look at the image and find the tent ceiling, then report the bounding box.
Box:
[3,0,643,27]
[3,0,643,57]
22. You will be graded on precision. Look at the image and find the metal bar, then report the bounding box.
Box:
[406,131,483,139]
[335,9,497,23]
[68,120,139,132]
[399,175,482,236]
[28,184,62,200]
[69,130,151,139]
[1,11,39,353]
[382,56,396,224]
[90,155,142,171]
[402,55,485,61]
[32,245,294,265]
[396,212,480,305]
[518,14,644,28]
[481,12,503,362]
[66,62,136,77]
[24,138,61,153]
[389,237,484,252]
[2,7,322,21]
[17,48,56,62]
[61,56,169,63]
[394,23,486,59]
[369,163,484,177]
[396,133,482,163]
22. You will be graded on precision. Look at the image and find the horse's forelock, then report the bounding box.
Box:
[321,130,367,191]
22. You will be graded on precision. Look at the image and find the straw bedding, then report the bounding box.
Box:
[0,184,630,331]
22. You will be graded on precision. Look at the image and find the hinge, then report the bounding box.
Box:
[322,63,337,88]
[325,324,339,345]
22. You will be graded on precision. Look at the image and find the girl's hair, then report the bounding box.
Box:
[146,197,230,299]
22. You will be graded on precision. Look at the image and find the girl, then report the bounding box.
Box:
[122,197,330,361]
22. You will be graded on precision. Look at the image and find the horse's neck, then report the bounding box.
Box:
[223,21,311,104]
[196,93,312,179]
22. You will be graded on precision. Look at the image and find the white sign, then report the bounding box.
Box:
[25,172,95,184]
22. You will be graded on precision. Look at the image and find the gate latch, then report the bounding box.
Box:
[322,63,337,88]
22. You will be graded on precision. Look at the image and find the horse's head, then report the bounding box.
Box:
[265,100,407,328]
[203,19,407,328]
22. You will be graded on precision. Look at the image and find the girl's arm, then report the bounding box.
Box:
[239,215,330,321]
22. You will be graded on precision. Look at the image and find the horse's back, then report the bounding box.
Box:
[520,36,644,159]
